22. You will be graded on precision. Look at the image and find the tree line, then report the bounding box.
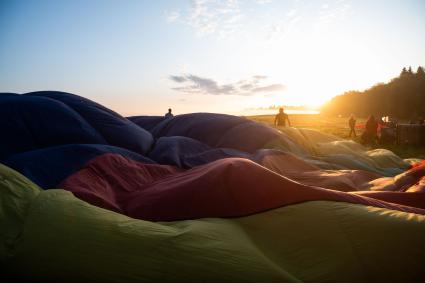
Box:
[321,66,425,119]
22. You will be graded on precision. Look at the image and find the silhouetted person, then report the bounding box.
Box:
[274,107,291,127]
[362,115,378,145]
[165,108,173,118]
[348,114,356,137]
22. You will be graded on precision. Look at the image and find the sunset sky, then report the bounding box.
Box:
[1,0,424,115]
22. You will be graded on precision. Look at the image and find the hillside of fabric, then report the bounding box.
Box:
[1,91,424,282]
[1,164,424,283]
[60,154,425,221]
[0,91,415,189]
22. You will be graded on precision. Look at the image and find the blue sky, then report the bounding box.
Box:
[1,0,424,115]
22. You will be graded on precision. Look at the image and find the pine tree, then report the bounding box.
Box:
[401,67,408,76]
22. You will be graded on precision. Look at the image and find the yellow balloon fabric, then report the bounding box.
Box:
[1,163,424,283]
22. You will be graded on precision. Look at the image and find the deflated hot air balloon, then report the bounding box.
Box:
[1,91,424,283]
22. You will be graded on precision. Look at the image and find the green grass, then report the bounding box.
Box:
[246,114,425,159]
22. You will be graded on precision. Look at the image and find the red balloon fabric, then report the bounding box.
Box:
[60,153,425,221]
[353,191,425,209]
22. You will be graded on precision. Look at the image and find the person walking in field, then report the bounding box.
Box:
[361,115,378,145]
[274,107,291,127]
[348,114,356,137]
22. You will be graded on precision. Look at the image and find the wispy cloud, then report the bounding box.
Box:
[188,0,243,36]
[170,74,286,95]
[166,0,352,39]
[165,10,180,23]
[264,6,301,40]
[255,0,272,4]
[252,84,285,93]
[165,0,244,37]
[317,0,351,25]
[169,75,187,83]
[264,0,352,40]
[286,8,297,18]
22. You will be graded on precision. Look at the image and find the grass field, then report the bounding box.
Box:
[247,114,425,159]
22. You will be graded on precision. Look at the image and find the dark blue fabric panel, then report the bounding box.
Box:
[0,93,19,97]
[2,144,154,189]
[127,116,166,132]
[25,91,154,155]
[148,136,212,167]
[150,113,282,153]
[216,121,282,153]
[0,95,106,160]
[150,113,249,146]
[148,136,253,168]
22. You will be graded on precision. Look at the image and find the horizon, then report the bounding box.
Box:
[1,0,424,116]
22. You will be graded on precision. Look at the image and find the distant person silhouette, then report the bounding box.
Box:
[362,115,378,145]
[165,108,173,118]
[274,107,291,127]
[348,114,356,137]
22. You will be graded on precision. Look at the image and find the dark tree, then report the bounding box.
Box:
[321,66,425,119]
[401,67,408,76]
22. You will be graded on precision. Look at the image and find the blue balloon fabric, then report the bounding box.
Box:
[148,136,251,168]
[0,94,106,160]
[149,113,283,153]
[127,115,166,132]
[148,136,212,168]
[2,144,154,189]
[26,91,154,155]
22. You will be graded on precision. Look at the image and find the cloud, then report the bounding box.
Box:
[286,8,297,17]
[169,74,286,96]
[165,10,181,23]
[252,75,267,80]
[167,0,351,40]
[255,0,272,4]
[171,74,235,95]
[169,75,187,83]
[240,83,254,91]
[167,0,243,37]
[263,0,351,40]
[264,6,300,40]
[318,0,351,24]
[252,84,286,93]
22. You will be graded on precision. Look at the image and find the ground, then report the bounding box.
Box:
[247,114,425,159]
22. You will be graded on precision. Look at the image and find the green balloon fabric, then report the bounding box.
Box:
[1,163,424,283]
